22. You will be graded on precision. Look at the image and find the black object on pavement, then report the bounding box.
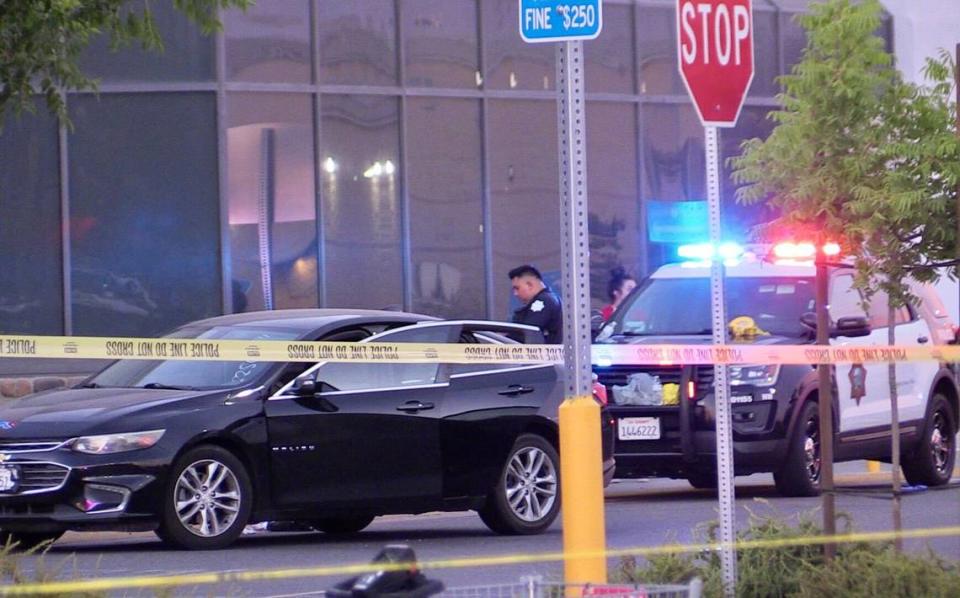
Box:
[327,545,444,598]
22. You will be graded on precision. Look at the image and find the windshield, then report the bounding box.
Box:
[85,325,302,390]
[609,276,815,338]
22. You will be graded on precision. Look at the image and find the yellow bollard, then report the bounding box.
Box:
[559,396,607,593]
[867,460,881,473]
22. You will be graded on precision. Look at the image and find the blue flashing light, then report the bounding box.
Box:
[677,242,744,262]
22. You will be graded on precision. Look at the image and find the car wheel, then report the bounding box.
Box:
[902,394,956,487]
[687,471,718,490]
[478,433,560,535]
[158,445,252,550]
[0,530,64,551]
[311,515,375,535]
[774,401,822,497]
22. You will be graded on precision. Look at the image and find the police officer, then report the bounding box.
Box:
[508,265,562,344]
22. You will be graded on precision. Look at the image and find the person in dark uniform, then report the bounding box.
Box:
[508,265,563,344]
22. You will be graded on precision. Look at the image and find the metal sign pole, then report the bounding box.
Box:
[556,39,607,586]
[705,125,737,596]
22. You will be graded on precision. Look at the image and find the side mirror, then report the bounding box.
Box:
[291,377,317,396]
[833,315,871,338]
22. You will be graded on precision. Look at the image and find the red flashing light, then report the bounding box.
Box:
[822,242,841,257]
[773,242,816,259]
[773,241,842,260]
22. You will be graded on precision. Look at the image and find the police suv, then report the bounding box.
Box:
[594,243,958,496]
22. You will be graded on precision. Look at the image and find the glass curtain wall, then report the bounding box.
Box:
[0,0,892,337]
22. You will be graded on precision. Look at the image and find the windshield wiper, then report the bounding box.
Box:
[139,382,197,390]
[77,382,103,388]
[619,329,713,337]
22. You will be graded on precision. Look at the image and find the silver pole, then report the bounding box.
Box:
[257,128,276,311]
[705,125,737,595]
[557,40,592,397]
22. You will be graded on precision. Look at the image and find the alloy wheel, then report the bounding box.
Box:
[174,459,242,537]
[803,417,821,483]
[504,446,557,523]
[930,411,951,475]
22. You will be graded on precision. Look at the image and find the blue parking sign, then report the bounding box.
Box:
[519,0,603,43]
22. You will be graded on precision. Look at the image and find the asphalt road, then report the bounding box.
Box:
[14,469,960,597]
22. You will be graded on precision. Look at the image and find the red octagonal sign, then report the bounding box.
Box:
[677,0,754,127]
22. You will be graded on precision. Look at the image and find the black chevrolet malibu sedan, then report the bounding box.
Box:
[0,310,614,550]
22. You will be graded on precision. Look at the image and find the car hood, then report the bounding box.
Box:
[0,387,229,438]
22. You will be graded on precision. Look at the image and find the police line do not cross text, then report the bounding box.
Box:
[519,0,603,43]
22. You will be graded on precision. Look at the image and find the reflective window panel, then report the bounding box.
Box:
[68,94,221,336]
[80,2,214,81]
[750,8,780,97]
[403,0,480,89]
[407,98,485,318]
[317,0,398,86]
[225,0,312,83]
[587,103,640,305]
[487,100,559,321]
[227,93,318,313]
[720,106,777,239]
[641,103,705,270]
[637,5,684,95]
[0,107,63,334]
[585,3,635,94]
[482,0,554,91]
[320,95,402,309]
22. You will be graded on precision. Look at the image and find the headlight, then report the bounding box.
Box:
[69,430,165,454]
[729,364,780,387]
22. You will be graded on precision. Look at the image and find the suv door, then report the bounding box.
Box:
[830,273,889,434]
[265,323,458,509]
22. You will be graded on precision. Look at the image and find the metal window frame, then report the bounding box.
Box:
[46,0,798,334]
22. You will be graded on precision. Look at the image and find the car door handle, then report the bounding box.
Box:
[396,400,435,413]
[917,336,929,344]
[498,385,535,396]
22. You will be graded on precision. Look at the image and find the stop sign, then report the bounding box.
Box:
[676,0,754,127]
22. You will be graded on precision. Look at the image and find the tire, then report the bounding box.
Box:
[311,515,374,535]
[0,529,64,551]
[687,471,718,490]
[157,445,252,550]
[902,394,956,487]
[774,401,823,497]
[478,433,560,535]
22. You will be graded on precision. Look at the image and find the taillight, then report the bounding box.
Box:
[592,380,608,406]
[687,380,696,401]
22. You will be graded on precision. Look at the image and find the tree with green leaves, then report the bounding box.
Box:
[0,0,251,126]
[731,0,960,554]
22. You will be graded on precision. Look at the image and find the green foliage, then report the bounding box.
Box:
[0,0,251,128]
[614,508,960,598]
[730,0,960,308]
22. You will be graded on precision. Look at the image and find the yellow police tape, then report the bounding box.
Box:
[2,525,958,595]
[3,334,960,365]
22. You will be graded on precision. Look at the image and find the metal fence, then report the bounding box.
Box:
[442,576,703,598]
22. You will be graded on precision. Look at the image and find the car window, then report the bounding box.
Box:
[450,330,524,375]
[829,275,865,320]
[88,325,301,390]
[612,276,815,338]
[864,290,911,328]
[312,324,454,392]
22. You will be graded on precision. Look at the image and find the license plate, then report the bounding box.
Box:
[0,464,20,493]
[618,417,661,441]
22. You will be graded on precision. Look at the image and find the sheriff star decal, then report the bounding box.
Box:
[848,363,867,406]
[530,300,545,313]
